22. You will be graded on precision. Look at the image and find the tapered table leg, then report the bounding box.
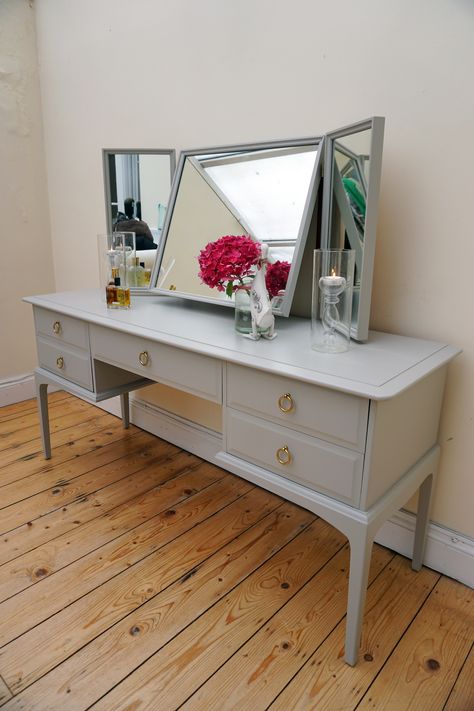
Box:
[412,473,434,571]
[36,379,51,459]
[120,392,130,429]
[344,531,374,665]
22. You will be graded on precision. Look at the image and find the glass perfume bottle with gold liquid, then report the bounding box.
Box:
[106,268,130,309]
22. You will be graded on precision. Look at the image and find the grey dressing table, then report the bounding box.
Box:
[25,289,458,665]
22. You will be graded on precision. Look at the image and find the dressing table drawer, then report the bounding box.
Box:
[226,409,363,505]
[226,364,368,451]
[90,325,222,403]
[37,337,93,391]
[34,307,90,350]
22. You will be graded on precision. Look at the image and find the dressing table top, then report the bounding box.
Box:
[24,289,459,401]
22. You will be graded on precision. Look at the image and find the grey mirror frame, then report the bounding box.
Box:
[321,117,384,342]
[102,148,176,291]
[149,138,324,317]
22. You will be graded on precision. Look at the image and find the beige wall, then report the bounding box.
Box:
[0,0,55,381]
[5,0,474,538]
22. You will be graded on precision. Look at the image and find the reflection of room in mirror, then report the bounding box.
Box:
[111,153,171,241]
[155,142,320,307]
[199,147,317,243]
[103,149,175,287]
[157,158,245,299]
[330,131,372,290]
[334,129,370,236]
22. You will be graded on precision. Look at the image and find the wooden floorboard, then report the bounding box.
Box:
[443,643,474,711]
[0,391,71,424]
[0,417,139,490]
[0,394,472,710]
[0,411,120,476]
[0,396,96,447]
[0,676,11,705]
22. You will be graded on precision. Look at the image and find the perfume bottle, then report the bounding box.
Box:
[106,268,120,308]
[141,262,152,285]
[117,277,131,308]
[136,260,146,286]
[106,267,131,308]
[127,258,146,287]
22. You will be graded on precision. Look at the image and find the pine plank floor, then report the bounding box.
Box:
[0,393,472,711]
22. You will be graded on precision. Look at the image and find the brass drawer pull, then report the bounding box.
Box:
[276,445,292,466]
[53,321,61,335]
[278,393,294,413]
[56,356,64,369]
[138,351,150,367]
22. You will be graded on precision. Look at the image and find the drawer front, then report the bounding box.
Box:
[227,363,368,451]
[37,338,93,391]
[90,325,222,403]
[226,409,363,505]
[34,307,90,350]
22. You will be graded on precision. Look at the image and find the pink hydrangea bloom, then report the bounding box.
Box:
[198,235,261,295]
[265,260,291,298]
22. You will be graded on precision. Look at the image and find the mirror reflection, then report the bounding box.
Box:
[328,130,371,285]
[151,140,322,315]
[322,118,384,341]
[103,149,175,287]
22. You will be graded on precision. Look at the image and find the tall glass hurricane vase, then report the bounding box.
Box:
[97,232,136,289]
[311,249,355,353]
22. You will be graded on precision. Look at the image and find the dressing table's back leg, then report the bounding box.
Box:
[35,377,51,459]
[120,392,130,429]
[412,472,435,571]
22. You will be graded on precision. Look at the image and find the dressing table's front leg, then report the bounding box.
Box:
[342,448,439,664]
[345,529,374,666]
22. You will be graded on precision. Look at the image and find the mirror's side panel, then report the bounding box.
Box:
[102,149,176,293]
[357,117,384,341]
[321,117,385,342]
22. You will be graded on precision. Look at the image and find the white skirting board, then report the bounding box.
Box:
[7,374,465,590]
[0,373,37,407]
[95,393,474,589]
[0,373,59,407]
[374,511,474,589]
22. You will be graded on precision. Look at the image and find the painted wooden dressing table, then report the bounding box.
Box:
[25,289,458,665]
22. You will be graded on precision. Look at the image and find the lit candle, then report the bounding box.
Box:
[319,267,346,292]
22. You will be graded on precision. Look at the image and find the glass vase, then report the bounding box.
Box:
[234,283,272,336]
[97,232,136,289]
[234,285,253,334]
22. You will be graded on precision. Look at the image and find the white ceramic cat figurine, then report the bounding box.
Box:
[246,244,277,340]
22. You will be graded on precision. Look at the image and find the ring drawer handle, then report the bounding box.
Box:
[56,356,64,369]
[278,393,294,413]
[138,351,150,367]
[53,321,61,335]
[276,445,292,466]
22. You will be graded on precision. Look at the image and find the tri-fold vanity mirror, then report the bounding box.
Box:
[103,118,384,342]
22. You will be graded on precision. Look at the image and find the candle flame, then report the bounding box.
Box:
[331,268,336,277]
